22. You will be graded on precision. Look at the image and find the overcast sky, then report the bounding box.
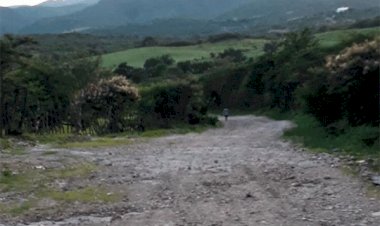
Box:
[0,0,46,7]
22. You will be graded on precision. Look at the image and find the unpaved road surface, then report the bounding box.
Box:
[1,116,379,226]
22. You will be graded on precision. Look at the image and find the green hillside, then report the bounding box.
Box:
[316,27,380,48]
[101,27,380,69]
[101,39,267,68]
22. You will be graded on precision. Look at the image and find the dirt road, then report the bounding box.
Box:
[1,116,379,226]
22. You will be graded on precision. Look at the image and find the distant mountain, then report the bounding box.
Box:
[6,0,380,35]
[38,0,99,7]
[0,4,92,34]
[0,7,27,33]
[218,0,380,21]
[22,0,252,33]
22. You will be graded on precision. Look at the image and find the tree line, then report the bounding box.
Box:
[201,29,379,149]
[0,35,216,137]
[1,29,379,152]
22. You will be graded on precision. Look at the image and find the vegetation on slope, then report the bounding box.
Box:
[1,25,379,169]
[101,39,266,68]
[101,27,380,69]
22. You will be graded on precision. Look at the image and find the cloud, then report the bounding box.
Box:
[0,0,47,7]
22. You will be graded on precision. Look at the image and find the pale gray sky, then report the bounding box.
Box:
[0,0,46,7]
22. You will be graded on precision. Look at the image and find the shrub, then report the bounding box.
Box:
[138,78,211,128]
[202,65,251,109]
[302,38,380,127]
[144,55,175,77]
[177,61,213,74]
[246,29,322,112]
[218,48,247,63]
[113,62,145,83]
[326,38,380,126]
[72,76,140,133]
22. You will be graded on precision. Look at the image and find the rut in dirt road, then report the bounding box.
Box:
[2,116,380,226]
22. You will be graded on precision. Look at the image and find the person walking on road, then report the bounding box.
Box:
[223,108,229,121]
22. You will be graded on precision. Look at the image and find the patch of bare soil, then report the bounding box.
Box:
[1,116,379,226]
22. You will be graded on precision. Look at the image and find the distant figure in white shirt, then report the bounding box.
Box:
[223,108,229,121]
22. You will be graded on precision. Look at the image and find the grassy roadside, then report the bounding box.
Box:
[0,123,217,151]
[0,123,216,217]
[0,163,120,216]
[255,110,380,172]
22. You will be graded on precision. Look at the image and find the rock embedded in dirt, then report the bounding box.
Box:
[245,193,253,198]
[291,182,302,187]
[371,176,380,186]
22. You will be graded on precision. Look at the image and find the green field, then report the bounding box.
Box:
[101,27,380,69]
[101,39,267,68]
[316,27,380,48]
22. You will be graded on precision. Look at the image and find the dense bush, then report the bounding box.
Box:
[218,48,247,63]
[301,38,380,127]
[0,34,103,135]
[72,76,140,134]
[138,78,213,128]
[144,55,175,77]
[202,65,251,110]
[246,29,323,111]
[177,61,213,74]
[141,36,158,47]
[113,62,145,83]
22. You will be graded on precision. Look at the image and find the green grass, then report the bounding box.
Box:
[23,133,131,149]
[0,172,31,192]
[1,147,26,155]
[0,186,118,216]
[283,114,379,157]
[101,38,267,68]
[0,163,119,216]
[0,138,12,150]
[316,27,380,48]
[0,163,97,193]
[140,125,210,138]
[56,137,131,149]
[100,27,380,69]
[0,202,33,216]
[23,123,216,148]
[45,164,96,179]
[255,111,380,172]
[0,138,26,155]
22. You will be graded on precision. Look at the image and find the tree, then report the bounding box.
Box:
[0,35,35,136]
[218,48,247,63]
[141,36,158,47]
[72,76,140,133]
[303,38,380,127]
[138,78,210,128]
[143,55,175,77]
[259,29,321,111]
[177,60,212,74]
[113,62,144,83]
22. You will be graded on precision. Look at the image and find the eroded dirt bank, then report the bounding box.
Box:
[1,116,379,226]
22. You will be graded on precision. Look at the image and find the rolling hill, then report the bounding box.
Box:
[3,0,380,35]
[101,39,267,68]
[22,0,251,34]
[0,7,27,34]
[100,27,380,69]
[0,3,94,34]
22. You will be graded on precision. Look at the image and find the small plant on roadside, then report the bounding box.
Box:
[1,168,12,178]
